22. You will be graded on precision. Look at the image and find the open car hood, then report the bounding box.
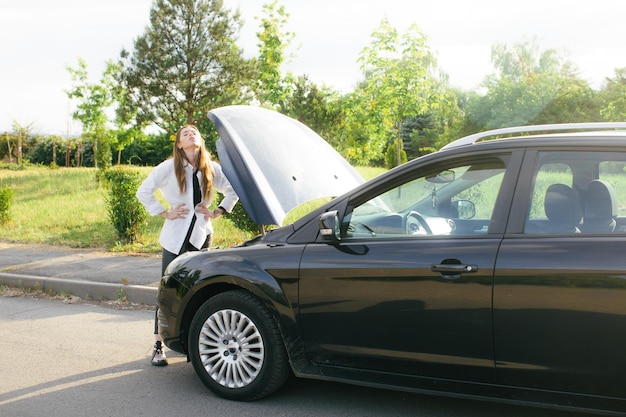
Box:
[208,105,364,226]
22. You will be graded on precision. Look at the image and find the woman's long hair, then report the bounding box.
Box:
[173,124,215,201]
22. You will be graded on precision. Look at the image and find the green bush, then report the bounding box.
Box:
[385,141,408,169]
[102,168,148,243]
[0,186,13,225]
[217,192,262,235]
[0,162,27,171]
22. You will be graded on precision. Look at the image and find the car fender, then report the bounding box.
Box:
[166,248,311,369]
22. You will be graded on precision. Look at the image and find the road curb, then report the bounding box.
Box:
[0,272,158,306]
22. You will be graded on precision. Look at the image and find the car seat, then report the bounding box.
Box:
[543,183,583,233]
[581,179,617,233]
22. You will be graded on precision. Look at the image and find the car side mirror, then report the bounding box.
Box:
[319,211,340,242]
[451,200,475,219]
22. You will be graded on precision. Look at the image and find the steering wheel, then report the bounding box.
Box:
[404,211,432,235]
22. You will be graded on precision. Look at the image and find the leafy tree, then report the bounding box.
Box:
[600,67,626,121]
[111,126,145,165]
[120,132,173,166]
[333,90,386,165]
[27,135,66,166]
[354,18,453,166]
[280,75,343,140]
[255,0,294,108]
[66,58,120,170]
[119,0,255,133]
[113,82,148,165]
[466,38,585,130]
[532,75,602,124]
[319,93,360,159]
[253,3,356,162]
[73,140,95,167]
[11,121,34,166]
[0,132,17,162]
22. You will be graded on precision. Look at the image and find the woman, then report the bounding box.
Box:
[136,124,239,366]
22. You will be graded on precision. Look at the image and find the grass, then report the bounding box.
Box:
[0,164,385,253]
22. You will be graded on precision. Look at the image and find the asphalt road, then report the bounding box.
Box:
[0,296,579,417]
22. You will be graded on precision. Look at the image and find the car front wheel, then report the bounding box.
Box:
[188,290,290,401]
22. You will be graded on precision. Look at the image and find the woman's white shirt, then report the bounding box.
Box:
[136,158,239,254]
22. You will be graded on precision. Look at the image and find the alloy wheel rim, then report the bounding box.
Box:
[198,308,265,388]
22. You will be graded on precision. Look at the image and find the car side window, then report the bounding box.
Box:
[599,161,626,232]
[526,162,575,233]
[341,157,507,239]
[525,151,626,234]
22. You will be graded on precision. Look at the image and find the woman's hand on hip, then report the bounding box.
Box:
[162,203,189,220]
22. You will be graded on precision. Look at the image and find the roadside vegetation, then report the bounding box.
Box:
[0,164,385,253]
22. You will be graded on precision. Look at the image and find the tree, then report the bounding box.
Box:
[600,67,626,122]
[353,18,453,166]
[27,135,66,166]
[11,120,34,165]
[401,114,439,159]
[66,58,120,170]
[120,132,173,166]
[255,0,294,108]
[532,75,602,124]
[466,38,589,130]
[111,126,145,165]
[113,79,148,165]
[280,75,343,141]
[119,0,255,133]
[1,132,16,163]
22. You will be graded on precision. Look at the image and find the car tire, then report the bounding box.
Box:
[188,290,290,401]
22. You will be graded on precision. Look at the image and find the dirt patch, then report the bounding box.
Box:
[0,284,154,311]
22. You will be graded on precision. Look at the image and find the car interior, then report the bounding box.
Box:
[526,151,625,234]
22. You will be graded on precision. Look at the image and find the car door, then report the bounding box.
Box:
[298,151,522,383]
[494,148,626,399]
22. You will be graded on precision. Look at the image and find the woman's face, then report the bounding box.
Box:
[177,126,202,150]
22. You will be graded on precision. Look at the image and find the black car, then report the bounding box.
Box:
[157,106,626,415]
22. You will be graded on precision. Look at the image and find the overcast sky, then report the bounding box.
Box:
[2,0,626,136]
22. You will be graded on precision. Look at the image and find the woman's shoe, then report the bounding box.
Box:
[151,341,168,366]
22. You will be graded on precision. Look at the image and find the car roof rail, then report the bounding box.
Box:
[441,122,626,150]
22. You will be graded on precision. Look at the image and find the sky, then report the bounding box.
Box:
[2,0,626,136]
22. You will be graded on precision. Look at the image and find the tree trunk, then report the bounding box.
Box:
[396,121,403,166]
[6,135,13,163]
[17,132,22,165]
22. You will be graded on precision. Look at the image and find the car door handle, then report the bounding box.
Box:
[430,263,478,280]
